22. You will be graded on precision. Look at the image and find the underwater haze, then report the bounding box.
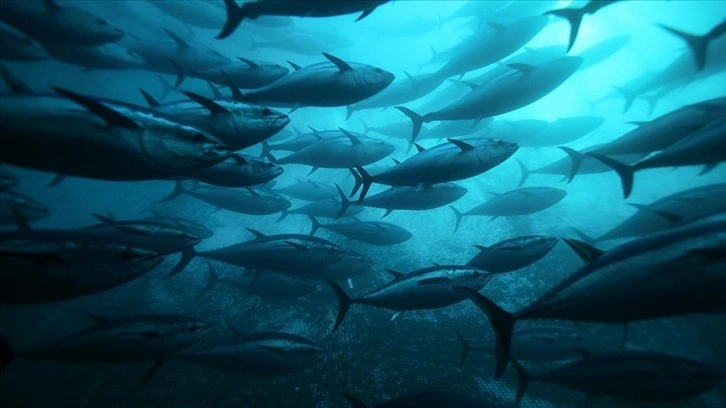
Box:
[1,1,725,407]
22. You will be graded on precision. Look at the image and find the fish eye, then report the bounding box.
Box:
[262,108,272,116]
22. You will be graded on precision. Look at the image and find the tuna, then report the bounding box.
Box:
[230,53,394,109]
[0,0,124,46]
[161,182,291,216]
[201,263,317,300]
[346,72,446,119]
[44,43,145,71]
[274,179,338,201]
[0,22,49,61]
[450,187,567,231]
[278,198,365,222]
[328,265,492,331]
[0,189,49,226]
[194,58,289,89]
[339,182,468,219]
[455,211,726,378]
[139,89,290,151]
[0,229,165,303]
[217,0,390,39]
[309,216,413,246]
[352,138,518,202]
[179,154,284,188]
[398,57,583,141]
[511,351,726,404]
[592,116,726,198]
[466,236,559,273]
[502,116,605,148]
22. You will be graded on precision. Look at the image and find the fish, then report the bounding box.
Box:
[169,228,351,278]
[217,0,390,39]
[138,89,290,151]
[0,22,49,61]
[178,154,284,188]
[0,85,232,182]
[398,57,583,141]
[339,182,468,219]
[352,138,518,202]
[0,229,165,304]
[274,179,338,202]
[597,183,726,241]
[455,211,726,378]
[434,15,550,79]
[309,216,412,246]
[269,129,394,172]
[248,32,329,57]
[328,265,492,331]
[658,18,726,71]
[278,197,365,223]
[511,351,726,404]
[172,329,323,375]
[229,53,394,108]
[346,72,446,119]
[577,34,631,71]
[450,187,567,231]
[194,58,289,90]
[359,120,416,141]
[201,263,317,300]
[545,0,626,51]
[44,42,145,71]
[499,116,605,148]
[592,116,726,198]
[0,189,49,226]
[455,325,588,365]
[161,182,291,216]
[145,211,214,240]
[0,0,124,46]
[265,127,338,152]
[342,391,489,408]
[466,236,559,273]
[0,313,210,384]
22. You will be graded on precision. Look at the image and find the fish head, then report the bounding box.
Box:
[114,223,202,247]
[235,106,290,140]
[161,319,212,345]
[481,139,519,162]
[343,252,374,273]
[453,267,492,289]
[354,65,395,93]
[370,138,396,157]
[246,156,284,180]
[143,122,232,172]
[510,235,559,254]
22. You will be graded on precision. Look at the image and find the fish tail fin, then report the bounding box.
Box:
[354,166,373,204]
[160,180,186,203]
[167,247,197,278]
[335,183,352,219]
[612,86,637,114]
[349,167,363,198]
[511,359,531,405]
[569,227,597,246]
[260,141,277,162]
[276,210,289,223]
[155,75,174,100]
[589,154,636,198]
[454,286,514,379]
[198,262,219,298]
[217,0,245,39]
[308,215,320,235]
[639,94,660,117]
[395,106,424,143]
[657,24,711,71]
[345,105,355,120]
[515,159,530,187]
[454,329,472,366]
[359,119,369,135]
[558,146,587,183]
[544,7,585,52]
[327,280,356,332]
[0,335,14,370]
[449,206,463,233]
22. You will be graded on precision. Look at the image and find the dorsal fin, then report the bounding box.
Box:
[404,71,418,88]
[288,60,302,71]
[226,322,244,338]
[206,81,223,99]
[323,52,353,72]
[88,314,111,325]
[474,244,487,251]
[342,391,368,408]
[563,238,604,263]
[392,158,401,165]
[307,126,319,134]
[221,70,244,101]
[238,57,259,68]
[232,154,249,165]
[11,208,30,232]
[246,187,261,198]
[339,128,361,145]
[461,81,478,90]
[164,29,190,49]
[385,268,404,278]
[652,210,685,225]
[448,138,475,152]
[486,21,506,31]
[138,88,160,108]
[413,143,425,153]
[245,227,266,239]
[92,213,115,224]
[0,66,33,93]
[627,121,648,127]
[508,63,536,75]
[52,87,141,129]
[181,91,229,114]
